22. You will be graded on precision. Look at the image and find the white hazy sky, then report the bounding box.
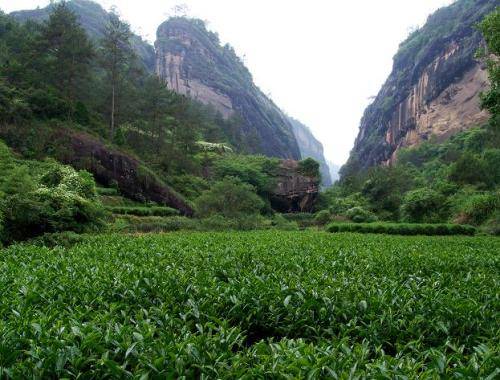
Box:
[3,0,454,164]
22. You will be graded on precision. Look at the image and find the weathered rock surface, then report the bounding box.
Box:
[47,130,193,216]
[382,55,490,164]
[270,160,319,213]
[346,0,495,173]
[288,117,332,187]
[155,17,301,159]
[54,130,194,216]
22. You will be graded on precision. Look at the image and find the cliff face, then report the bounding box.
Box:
[345,0,495,173]
[288,117,332,187]
[155,17,301,159]
[270,160,320,213]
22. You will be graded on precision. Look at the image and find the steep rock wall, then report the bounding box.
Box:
[346,0,495,173]
[155,17,301,159]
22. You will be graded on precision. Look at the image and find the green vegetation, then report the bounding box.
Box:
[327,222,476,236]
[328,126,500,233]
[0,141,104,245]
[297,157,321,179]
[195,177,264,218]
[0,231,498,377]
[0,2,318,243]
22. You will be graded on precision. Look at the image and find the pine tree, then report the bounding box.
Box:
[40,1,93,112]
[99,10,134,140]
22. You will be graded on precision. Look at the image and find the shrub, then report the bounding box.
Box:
[326,222,476,236]
[213,154,279,195]
[454,193,499,226]
[482,211,500,235]
[168,174,210,200]
[118,217,197,233]
[0,143,105,244]
[297,158,320,178]
[314,210,331,225]
[269,214,299,231]
[401,188,446,223]
[195,176,264,218]
[282,213,316,228]
[346,206,378,223]
[327,192,368,215]
[448,153,488,186]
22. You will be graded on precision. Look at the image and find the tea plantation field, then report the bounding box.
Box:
[0,232,499,378]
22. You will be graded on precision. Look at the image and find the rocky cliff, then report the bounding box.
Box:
[288,117,332,187]
[270,160,320,213]
[155,17,301,159]
[344,0,495,175]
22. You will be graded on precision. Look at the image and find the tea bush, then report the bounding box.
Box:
[327,222,476,236]
[0,231,497,378]
[107,205,179,217]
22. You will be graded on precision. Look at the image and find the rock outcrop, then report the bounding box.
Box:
[270,160,320,213]
[155,17,301,159]
[345,0,495,175]
[0,124,193,216]
[288,117,332,187]
[55,131,194,216]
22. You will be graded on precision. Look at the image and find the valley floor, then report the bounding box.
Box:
[0,231,498,378]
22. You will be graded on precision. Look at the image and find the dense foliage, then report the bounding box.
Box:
[0,231,498,377]
[0,141,104,245]
[195,177,264,219]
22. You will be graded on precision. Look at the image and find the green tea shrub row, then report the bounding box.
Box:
[327,222,476,235]
[114,215,298,233]
[282,213,316,227]
[107,205,179,217]
[0,232,497,378]
[96,187,119,196]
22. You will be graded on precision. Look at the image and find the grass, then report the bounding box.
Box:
[0,231,498,378]
[327,222,477,236]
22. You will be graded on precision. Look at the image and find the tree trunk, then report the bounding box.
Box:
[110,83,115,140]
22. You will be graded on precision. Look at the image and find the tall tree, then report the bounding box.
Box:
[99,10,134,140]
[478,7,499,119]
[40,1,93,111]
[141,76,174,153]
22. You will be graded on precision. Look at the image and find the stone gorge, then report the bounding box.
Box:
[344,0,496,175]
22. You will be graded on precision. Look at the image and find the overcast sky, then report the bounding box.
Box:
[3,0,454,164]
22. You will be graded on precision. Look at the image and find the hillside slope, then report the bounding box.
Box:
[343,0,496,176]
[155,17,301,159]
[10,0,155,71]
